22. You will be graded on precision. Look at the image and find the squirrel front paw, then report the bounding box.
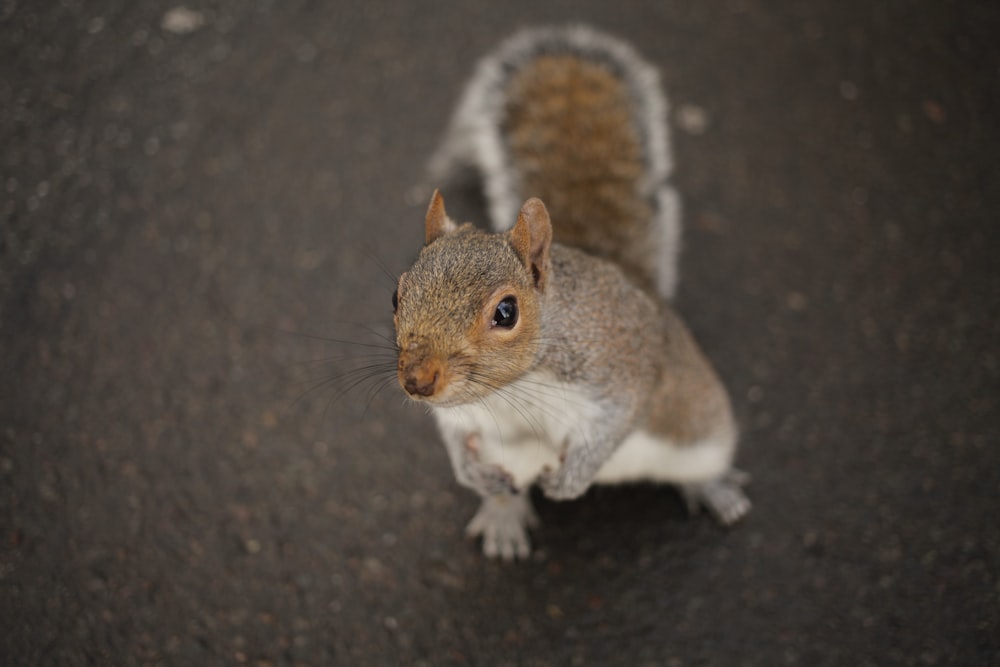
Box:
[466,493,539,561]
[462,461,517,496]
[537,465,592,501]
[458,434,517,495]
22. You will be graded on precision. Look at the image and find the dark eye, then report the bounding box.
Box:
[392,289,399,313]
[492,296,518,328]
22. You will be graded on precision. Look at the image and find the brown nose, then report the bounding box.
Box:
[403,371,438,397]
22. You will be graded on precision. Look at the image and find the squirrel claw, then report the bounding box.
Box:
[466,493,538,561]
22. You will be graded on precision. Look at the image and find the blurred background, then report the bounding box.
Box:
[1,1,998,665]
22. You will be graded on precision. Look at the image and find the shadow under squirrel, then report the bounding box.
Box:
[393,25,750,560]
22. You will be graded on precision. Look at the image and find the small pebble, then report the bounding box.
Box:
[676,104,710,135]
[839,80,859,101]
[923,99,946,124]
[786,291,808,311]
[295,41,318,63]
[162,7,205,35]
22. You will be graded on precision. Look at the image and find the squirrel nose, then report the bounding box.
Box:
[403,371,439,397]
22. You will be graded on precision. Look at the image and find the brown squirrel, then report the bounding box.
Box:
[393,26,749,560]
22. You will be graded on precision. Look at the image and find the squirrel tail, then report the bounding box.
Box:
[428,25,682,299]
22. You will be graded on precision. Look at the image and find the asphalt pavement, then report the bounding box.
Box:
[2,1,998,665]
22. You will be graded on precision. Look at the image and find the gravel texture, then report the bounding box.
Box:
[2,1,998,665]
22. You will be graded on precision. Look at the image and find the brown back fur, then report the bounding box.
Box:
[504,55,656,292]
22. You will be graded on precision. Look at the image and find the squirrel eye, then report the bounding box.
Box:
[392,289,399,313]
[492,296,518,328]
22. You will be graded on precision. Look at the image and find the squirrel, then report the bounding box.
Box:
[393,25,750,560]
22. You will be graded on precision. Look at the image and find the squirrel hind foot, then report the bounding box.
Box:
[680,469,751,526]
[465,493,539,561]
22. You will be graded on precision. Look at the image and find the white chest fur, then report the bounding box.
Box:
[432,373,736,490]
[432,372,603,488]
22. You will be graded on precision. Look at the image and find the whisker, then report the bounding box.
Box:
[286,351,395,373]
[362,247,401,287]
[353,323,398,348]
[466,367,601,456]
[470,374,547,439]
[323,366,399,417]
[471,366,593,419]
[285,361,397,411]
[283,330,397,352]
[362,375,399,419]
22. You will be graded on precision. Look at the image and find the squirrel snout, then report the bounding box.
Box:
[399,357,443,399]
[404,371,439,397]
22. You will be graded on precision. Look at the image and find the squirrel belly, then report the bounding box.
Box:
[434,376,737,490]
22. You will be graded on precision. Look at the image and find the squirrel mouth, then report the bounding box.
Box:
[397,369,477,408]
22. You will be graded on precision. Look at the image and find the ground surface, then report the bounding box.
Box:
[2,1,999,665]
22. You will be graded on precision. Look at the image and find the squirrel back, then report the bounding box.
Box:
[428,25,681,298]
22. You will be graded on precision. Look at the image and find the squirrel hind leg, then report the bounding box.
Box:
[465,492,539,561]
[679,468,751,526]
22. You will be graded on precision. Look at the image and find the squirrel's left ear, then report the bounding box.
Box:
[424,189,458,244]
[510,198,552,290]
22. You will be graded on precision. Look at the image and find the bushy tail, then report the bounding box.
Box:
[428,25,682,299]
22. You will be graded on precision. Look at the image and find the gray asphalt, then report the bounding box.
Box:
[2,1,998,665]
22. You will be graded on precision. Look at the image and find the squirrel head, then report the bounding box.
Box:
[394,191,552,406]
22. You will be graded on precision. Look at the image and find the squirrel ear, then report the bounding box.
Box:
[510,198,553,289]
[424,189,458,244]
